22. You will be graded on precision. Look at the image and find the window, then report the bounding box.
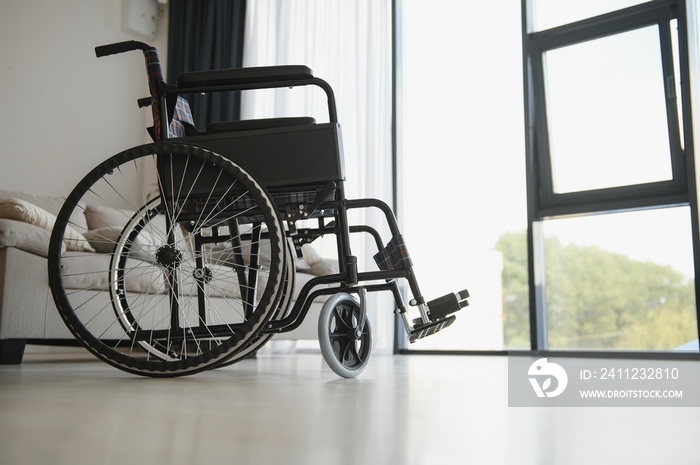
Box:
[396,0,529,351]
[529,2,687,216]
[545,26,673,193]
[543,207,696,350]
[531,0,648,32]
[523,0,699,352]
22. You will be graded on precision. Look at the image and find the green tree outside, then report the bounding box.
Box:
[495,231,697,350]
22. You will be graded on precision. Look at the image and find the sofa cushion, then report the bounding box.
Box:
[0,219,65,257]
[82,203,332,276]
[0,197,93,252]
[84,204,135,230]
[300,243,323,265]
[0,188,88,233]
[83,204,191,256]
[60,251,162,293]
[306,258,339,276]
[83,227,158,263]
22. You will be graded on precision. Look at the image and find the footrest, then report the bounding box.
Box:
[409,315,457,343]
[427,289,470,320]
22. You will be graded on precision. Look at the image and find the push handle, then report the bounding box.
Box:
[95,40,151,58]
[95,41,164,139]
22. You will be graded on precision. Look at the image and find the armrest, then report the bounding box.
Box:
[176,65,314,88]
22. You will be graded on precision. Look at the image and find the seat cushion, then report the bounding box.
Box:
[0,219,62,257]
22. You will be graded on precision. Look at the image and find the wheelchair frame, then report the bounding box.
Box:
[47,40,469,378]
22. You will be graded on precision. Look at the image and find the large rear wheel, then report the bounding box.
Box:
[48,142,285,377]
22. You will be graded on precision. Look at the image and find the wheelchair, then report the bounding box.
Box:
[47,41,469,378]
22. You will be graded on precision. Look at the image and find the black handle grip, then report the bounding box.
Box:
[95,41,150,58]
[137,97,153,108]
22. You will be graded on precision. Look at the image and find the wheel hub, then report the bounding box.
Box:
[193,267,213,284]
[155,244,183,268]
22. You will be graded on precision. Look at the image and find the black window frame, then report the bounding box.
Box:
[526,0,688,217]
[522,0,700,352]
[391,0,700,357]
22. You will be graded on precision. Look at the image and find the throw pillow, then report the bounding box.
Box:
[0,197,94,252]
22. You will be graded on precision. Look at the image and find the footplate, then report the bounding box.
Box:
[409,315,457,343]
[427,289,470,320]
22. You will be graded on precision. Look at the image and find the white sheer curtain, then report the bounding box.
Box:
[242,0,394,352]
[242,0,392,200]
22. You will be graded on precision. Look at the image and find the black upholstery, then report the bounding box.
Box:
[177,65,314,88]
[206,117,316,133]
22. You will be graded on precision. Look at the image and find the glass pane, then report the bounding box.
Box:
[532,0,647,32]
[543,207,697,351]
[401,0,529,350]
[545,26,673,193]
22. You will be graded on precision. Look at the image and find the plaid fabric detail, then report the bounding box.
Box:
[270,189,335,206]
[192,195,256,213]
[168,97,195,138]
[272,191,315,205]
[373,235,413,271]
[173,96,195,125]
[173,189,336,225]
[169,120,186,138]
[144,49,164,140]
[144,49,163,83]
[174,195,260,225]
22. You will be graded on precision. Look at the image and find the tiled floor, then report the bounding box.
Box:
[0,346,698,465]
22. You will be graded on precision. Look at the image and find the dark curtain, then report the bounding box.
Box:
[167,0,246,129]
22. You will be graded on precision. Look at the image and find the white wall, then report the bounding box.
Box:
[0,0,168,197]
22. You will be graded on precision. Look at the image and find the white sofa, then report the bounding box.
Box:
[0,188,334,364]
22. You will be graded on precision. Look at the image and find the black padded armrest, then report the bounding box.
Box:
[206,117,316,133]
[176,65,314,88]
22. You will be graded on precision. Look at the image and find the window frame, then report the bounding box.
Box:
[527,0,688,217]
[523,0,700,350]
[391,0,700,356]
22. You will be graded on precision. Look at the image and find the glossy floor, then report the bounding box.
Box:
[1,346,698,465]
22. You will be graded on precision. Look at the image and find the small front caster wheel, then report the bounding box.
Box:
[318,293,372,378]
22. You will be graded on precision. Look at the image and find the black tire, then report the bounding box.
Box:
[318,293,372,378]
[48,142,285,377]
